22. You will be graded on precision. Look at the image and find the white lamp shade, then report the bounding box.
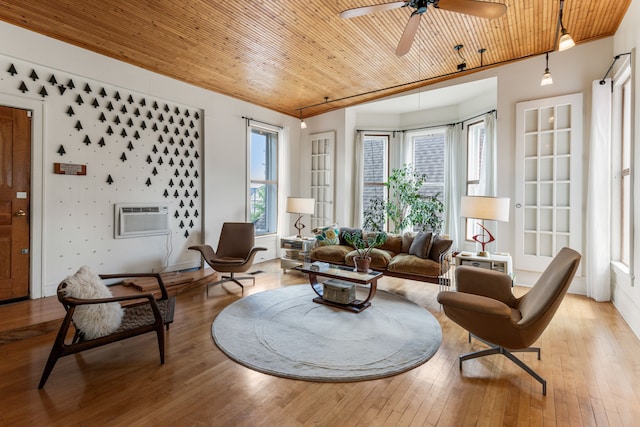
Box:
[460,196,510,222]
[558,32,575,51]
[286,197,315,215]
[540,71,553,86]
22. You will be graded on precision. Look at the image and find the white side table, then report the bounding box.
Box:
[454,252,514,286]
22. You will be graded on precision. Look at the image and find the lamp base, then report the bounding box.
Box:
[472,222,495,259]
[294,214,305,239]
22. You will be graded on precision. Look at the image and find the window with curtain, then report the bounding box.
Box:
[248,124,279,235]
[361,130,448,231]
[465,120,485,240]
[362,134,389,230]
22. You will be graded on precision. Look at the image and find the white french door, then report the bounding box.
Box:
[309,132,335,230]
[514,93,583,272]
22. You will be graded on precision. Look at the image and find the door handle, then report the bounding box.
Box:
[14,209,27,217]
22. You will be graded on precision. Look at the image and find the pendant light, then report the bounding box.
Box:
[299,110,307,129]
[558,0,575,51]
[540,53,553,86]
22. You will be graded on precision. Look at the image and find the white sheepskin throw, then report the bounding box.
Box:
[62,266,124,340]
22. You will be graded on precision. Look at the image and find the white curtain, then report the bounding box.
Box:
[390,131,411,170]
[586,79,612,301]
[352,131,364,228]
[479,111,497,196]
[444,123,465,246]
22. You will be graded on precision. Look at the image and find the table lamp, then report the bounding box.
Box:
[286,197,315,238]
[460,196,510,257]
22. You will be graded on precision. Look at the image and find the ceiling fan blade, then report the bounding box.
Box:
[395,13,421,56]
[340,1,406,19]
[436,0,507,19]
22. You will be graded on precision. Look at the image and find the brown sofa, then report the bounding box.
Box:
[309,227,453,284]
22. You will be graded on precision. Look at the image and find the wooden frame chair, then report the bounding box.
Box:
[38,273,173,389]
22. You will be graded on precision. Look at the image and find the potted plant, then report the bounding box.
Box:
[342,231,387,272]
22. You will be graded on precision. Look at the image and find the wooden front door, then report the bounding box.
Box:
[0,106,31,302]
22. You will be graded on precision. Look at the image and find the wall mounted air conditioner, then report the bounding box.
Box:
[114,203,171,238]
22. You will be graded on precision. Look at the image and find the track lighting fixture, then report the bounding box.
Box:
[478,48,486,67]
[454,44,466,71]
[558,0,575,51]
[540,52,553,86]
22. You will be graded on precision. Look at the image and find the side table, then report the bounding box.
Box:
[454,252,514,286]
[280,236,316,272]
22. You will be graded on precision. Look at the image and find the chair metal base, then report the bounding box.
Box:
[460,335,547,395]
[206,273,255,296]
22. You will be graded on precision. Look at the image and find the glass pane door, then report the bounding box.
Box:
[309,132,335,230]
[515,93,583,272]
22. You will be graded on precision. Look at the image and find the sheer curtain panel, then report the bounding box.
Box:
[586,79,612,301]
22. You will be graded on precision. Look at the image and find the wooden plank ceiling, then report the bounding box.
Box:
[0,0,631,118]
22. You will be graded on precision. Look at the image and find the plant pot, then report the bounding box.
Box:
[354,256,371,273]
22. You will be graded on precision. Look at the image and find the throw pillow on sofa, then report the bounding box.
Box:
[339,227,362,246]
[428,234,453,262]
[378,233,402,254]
[401,231,416,253]
[315,224,340,246]
[408,231,433,259]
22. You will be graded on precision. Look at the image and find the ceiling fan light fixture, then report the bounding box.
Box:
[341,0,508,56]
[540,53,553,86]
[558,28,575,51]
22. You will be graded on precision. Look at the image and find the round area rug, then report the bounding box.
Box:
[212,284,442,382]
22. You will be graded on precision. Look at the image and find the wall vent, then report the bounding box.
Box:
[114,203,171,238]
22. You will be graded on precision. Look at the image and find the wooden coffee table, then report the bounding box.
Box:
[295,263,383,313]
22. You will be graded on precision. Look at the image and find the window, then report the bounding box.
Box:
[362,135,388,231]
[248,124,279,235]
[614,72,632,266]
[413,129,445,202]
[465,121,485,240]
[360,130,447,232]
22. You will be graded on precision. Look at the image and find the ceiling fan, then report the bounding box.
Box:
[340,0,507,56]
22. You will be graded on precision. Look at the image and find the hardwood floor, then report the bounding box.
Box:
[1,260,639,426]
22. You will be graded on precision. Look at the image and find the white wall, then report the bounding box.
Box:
[0,21,300,297]
[612,0,640,338]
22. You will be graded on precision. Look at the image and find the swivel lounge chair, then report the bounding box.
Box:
[189,222,267,296]
[437,247,581,395]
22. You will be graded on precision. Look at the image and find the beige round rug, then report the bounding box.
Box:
[212,284,442,381]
